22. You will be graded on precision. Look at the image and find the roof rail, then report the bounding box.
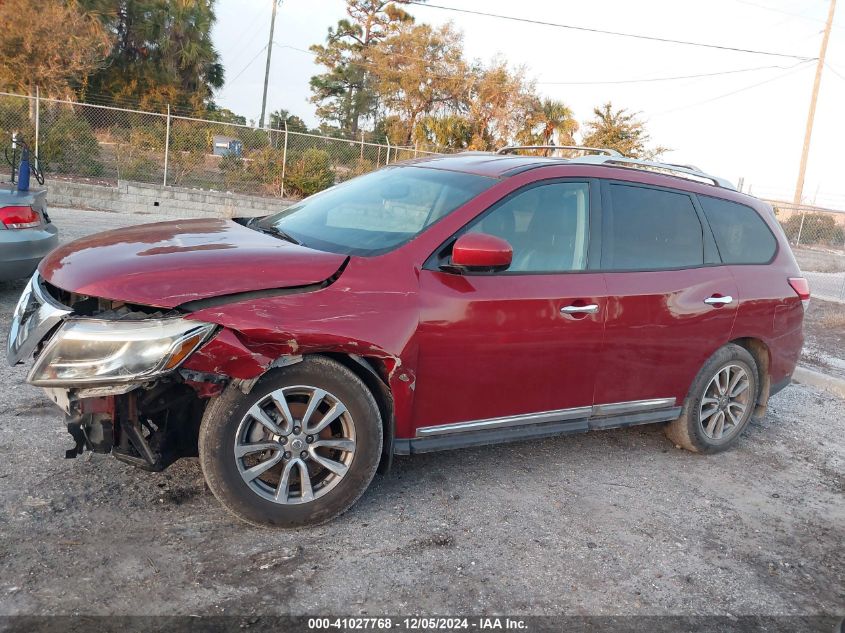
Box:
[493,145,734,189]
[570,155,736,190]
[496,145,622,157]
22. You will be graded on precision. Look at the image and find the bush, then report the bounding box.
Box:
[40,109,104,177]
[246,147,285,196]
[168,150,206,186]
[782,212,845,247]
[119,154,159,182]
[336,157,375,184]
[218,153,248,192]
[350,157,375,177]
[0,97,35,148]
[285,148,335,197]
[128,123,167,150]
[236,126,270,152]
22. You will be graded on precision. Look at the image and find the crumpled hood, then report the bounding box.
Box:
[39,218,347,309]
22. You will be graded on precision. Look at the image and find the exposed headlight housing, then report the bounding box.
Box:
[28,318,215,387]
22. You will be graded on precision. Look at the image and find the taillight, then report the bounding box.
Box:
[0,205,40,229]
[788,277,810,310]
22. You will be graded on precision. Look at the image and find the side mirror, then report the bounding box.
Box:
[449,232,513,272]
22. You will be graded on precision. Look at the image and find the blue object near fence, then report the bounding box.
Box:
[212,135,243,157]
[17,148,30,192]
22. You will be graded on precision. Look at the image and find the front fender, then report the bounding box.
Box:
[181,321,418,439]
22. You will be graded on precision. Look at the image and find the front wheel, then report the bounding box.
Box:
[199,356,383,528]
[665,344,759,454]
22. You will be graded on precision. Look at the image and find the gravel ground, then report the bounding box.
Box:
[803,299,845,381]
[0,208,842,617]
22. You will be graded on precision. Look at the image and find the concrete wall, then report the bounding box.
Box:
[45,179,293,219]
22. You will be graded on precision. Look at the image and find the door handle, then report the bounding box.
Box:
[561,304,599,314]
[704,295,733,305]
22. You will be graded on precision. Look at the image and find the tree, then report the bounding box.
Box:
[462,60,536,151]
[369,22,467,144]
[413,114,472,150]
[268,109,309,150]
[269,109,308,133]
[581,102,667,159]
[518,98,578,149]
[310,1,413,135]
[0,0,110,106]
[78,0,224,112]
[205,106,247,125]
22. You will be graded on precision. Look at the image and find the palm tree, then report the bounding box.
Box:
[518,98,578,153]
[159,0,224,99]
[78,0,224,111]
[539,98,578,145]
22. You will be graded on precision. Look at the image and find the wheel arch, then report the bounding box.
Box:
[237,351,397,474]
[729,337,771,419]
[182,327,406,473]
[319,352,395,474]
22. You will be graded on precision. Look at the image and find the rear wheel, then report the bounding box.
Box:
[665,344,759,453]
[199,356,382,528]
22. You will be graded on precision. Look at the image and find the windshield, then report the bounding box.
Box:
[256,166,495,256]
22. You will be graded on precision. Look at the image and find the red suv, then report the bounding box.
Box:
[6,148,808,528]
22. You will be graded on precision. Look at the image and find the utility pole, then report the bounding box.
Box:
[794,0,837,205]
[259,0,280,130]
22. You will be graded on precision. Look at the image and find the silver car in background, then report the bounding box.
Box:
[0,188,58,281]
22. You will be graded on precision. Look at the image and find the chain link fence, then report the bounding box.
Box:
[3,91,844,301]
[0,91,444,199]
[767,200,845,302]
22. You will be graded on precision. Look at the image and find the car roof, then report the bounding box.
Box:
[398,152,738,192]
[399,153,560,178]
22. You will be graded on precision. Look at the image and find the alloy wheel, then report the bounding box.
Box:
[698,364,751,441]
[234,385,356,504]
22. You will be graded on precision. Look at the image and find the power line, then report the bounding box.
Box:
[405,1,817,61]
[225,7,272,65]
[272,42,476,80]
[224,44,269,88]
[732,0,844,30]
[536,63,798,85]
[825,62,845,80]
[652,60,813,115]
[278,41,808,90]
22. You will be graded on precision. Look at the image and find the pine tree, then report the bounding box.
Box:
[310,0,413,135]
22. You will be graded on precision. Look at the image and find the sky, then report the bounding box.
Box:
[212,0,845,209]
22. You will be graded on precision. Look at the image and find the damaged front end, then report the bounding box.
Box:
[60,382,206,471]
[8,273,218,470]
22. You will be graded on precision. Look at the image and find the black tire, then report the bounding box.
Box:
[665,344,759,454]
[199,355,383,528]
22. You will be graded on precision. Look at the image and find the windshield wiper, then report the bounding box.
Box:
[255,225,302,246]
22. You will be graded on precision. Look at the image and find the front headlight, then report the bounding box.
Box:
[28,318,215,387]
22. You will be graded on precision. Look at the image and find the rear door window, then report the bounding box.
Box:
[698,195,777,264]
[603,184,704,270]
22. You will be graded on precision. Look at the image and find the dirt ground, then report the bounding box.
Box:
[0,209,842,618]
[802,298,845,381]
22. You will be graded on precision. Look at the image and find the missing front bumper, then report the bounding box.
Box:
[59,383,205,471]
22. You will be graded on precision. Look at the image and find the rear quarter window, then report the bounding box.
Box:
[698,196,777,264]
